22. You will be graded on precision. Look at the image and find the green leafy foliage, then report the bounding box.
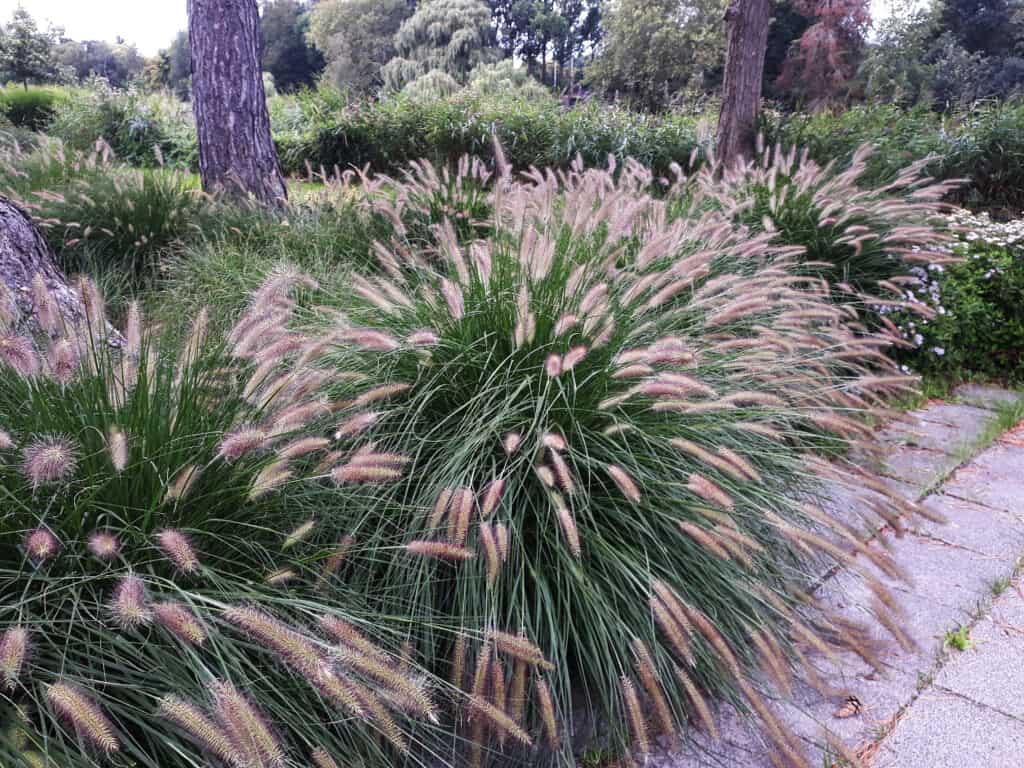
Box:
[381,0,498,91]
[47,81,196,169]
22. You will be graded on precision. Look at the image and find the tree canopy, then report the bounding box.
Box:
[260,0,324,91]
[0,8,63,88]
[307,0,411,94]
[381,0,499,92]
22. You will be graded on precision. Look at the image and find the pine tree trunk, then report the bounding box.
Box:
[716,0,771,169]
[188,0,288,206]
[0,197,89,336]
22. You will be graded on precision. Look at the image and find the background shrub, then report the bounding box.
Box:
[0,87,62,131]
[48,80,197,168]
[895,211,1024,382]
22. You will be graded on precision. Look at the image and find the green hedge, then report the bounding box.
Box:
[764,101,1024,211]
[274,91,711,179]
[35,82,1024,211]
[0,87,62,131]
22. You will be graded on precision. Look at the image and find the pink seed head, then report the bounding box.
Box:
[217,426,268,462]
[22,436,78,487]
[0,429,14,450]
[544,354,562,378]
[154,602,206,646]
[107,428,128,473]
[47,339,79,384]
[24,528,60,564]
[156,529,201,575]
[110,574,152,629]
[0,627,30,691]
[45,682,120,753]
[88,531,121,560]
[0,334,41,376]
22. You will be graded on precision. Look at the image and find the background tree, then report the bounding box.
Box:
[586,0,725,111]
[859,0,939,105]
[717,0,772,166]
[381,0,498,92]
[307,0,411,94]
[189,0,287,205]
[0,8,62,88]
[260,0,324,91]
[762,0,810,98]
[940,0,1018,55]
[151,30,193,98]
[778,0,871,106]
[54,39,146,88]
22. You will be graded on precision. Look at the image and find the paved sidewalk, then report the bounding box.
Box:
[655,384,1024,768]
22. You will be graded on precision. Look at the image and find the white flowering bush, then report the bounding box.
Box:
[890,209,1024,381]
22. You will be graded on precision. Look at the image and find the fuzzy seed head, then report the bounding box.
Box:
[156,529,201,574]
[24,527,60,564]
[106,428,128,473]
[165,464,199,502]
[159,695,240,765]
[502,432,522,456]
[218,426,269,462]
[0,627,29,691]
[224,605,323,676]
[250,460,293,499]
[22,436,78,487]
[154,602,207,646]
[405,540,476,562]
[0,334,40,377]
[210,680,285,768]
[110,574,152,629]
[0,429,13,450]
[47,339,79,383]
[311,747,340,768]
[45,683,120,753]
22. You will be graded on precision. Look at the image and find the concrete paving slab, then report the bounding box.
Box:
[931,587,1024,722]
[915,493,1024,561]
[881,445,960,492]
[872,689,1024,768]
[655,387,1024,768]
[877,419,979,455]
[942,442,1024,514]
[953,383,1023,410]
[914,402,994,429]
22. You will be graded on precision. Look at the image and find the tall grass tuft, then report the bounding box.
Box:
[0,277,450,768]
[298,157,934,764]
[681,141,958,322]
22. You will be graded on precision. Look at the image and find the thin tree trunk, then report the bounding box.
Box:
[716,0,771,169]
[188,0,288,206]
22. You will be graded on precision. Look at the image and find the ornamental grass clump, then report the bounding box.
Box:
[306,159,934,765]
[684,141,959,322]
[0,275,447,768]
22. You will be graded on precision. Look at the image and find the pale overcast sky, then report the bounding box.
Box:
[7,0,902,57]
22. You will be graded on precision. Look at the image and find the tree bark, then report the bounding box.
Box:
[716,0,772,169]
[188,0,288,206]
[0,196,88,335]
